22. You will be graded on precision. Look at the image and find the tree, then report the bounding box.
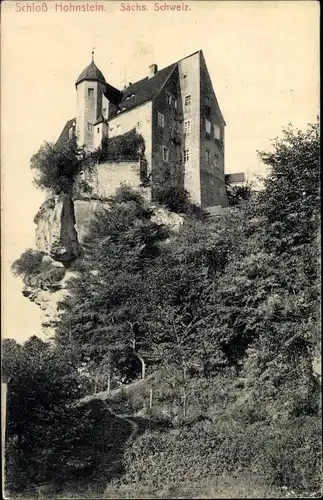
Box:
[2,337,93,493]
[30,136,90,195]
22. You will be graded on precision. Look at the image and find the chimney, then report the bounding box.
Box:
[149,64,158,78]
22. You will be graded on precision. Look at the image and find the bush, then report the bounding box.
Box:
[11,249,45,278]
[93,129,145,164]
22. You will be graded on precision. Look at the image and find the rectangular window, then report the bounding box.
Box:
[184,149,190,162]
[205,95,211,107]
[87,122,93,132]
[97,127,100,133]
[184,120,191,134]
[163,147,169,162]
[158,112,165,128]
[185,95,191,106]
[88,88,94,97]
[214,124,221,140]
[205,119,211,135]
[166,93,172,105]
[169,118,174,133]
[174,98,177,109]
[205,149,210,163]
[68,127,74,139]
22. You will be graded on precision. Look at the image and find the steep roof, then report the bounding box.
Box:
[56,118,75,146]
[109,63,177,119]
[76,60,106,86]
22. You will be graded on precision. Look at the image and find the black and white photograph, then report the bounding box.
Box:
[1,0,321,498]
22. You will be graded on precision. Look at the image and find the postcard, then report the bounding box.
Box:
[1,1,320,498]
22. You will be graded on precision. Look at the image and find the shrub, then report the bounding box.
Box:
[11,249,45,278]
[93,129,145,164]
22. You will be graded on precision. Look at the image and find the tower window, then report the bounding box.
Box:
[184,120,191,134]
[87,122,93,132]
[205,119,211,135]
[205,149,210,163]
[214,124,221,140]
[158,112,165,128]
[88,88,94,97]
[184,149,190,162]
[163,147,169,162]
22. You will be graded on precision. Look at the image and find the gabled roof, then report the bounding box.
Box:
[76,60,106,86]
[109,63,177,119]
[56,118,75,146]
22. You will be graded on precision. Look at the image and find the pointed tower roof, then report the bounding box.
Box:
[75,59,106,86]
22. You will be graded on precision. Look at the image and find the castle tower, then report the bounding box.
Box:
[75,53,107,151]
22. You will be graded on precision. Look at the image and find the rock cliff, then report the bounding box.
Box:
[26,194,184,330]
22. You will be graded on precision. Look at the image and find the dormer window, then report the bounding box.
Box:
[88,88,94,97]
[125,94,135,101]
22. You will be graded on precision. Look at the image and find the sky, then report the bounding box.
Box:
[1,0,320,343]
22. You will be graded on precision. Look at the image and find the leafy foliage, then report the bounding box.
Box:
[92,129,145,164]
[30,136,90,194]
[11,248,45,278]
[7,121,321,496]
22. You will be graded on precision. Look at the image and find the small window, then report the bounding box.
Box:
[214,124,221,140]
[184,120,191,134]
[174,98,177,109]
[185,95,191,106]
[163,147,169,162]
[205,119,211,134]
[184,149,190,162]
[169,118,174,133]
[87,122,93,132]
[205,95,211,107]
[158,112,165,128]
[97,127,100,133]
[166,93,172,105]
[68,127,74,139]
[88,88,94,97]
[205,149,210,163]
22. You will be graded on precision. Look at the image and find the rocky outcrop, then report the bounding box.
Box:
[35,196,110,263]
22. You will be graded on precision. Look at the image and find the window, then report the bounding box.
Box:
[97,127,100,133]
[163,147,169,162]
[158,112,165,128]
[205,95,211,107]
[205,119,211,135]
[214,124,221,140]
[185,95,191,106]
[184,120,191,134]
[68,127,74,139]
[184,149,190,162]
[88,88,94,97]
[167,93,173,105]
[169,118,174,133]
[174,98,177,109]
[205,149,210,163]
[87,122,93,132]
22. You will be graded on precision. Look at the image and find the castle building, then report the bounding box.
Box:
[57,50,229,207]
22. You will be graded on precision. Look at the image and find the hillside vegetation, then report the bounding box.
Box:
[4,121,321,498]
